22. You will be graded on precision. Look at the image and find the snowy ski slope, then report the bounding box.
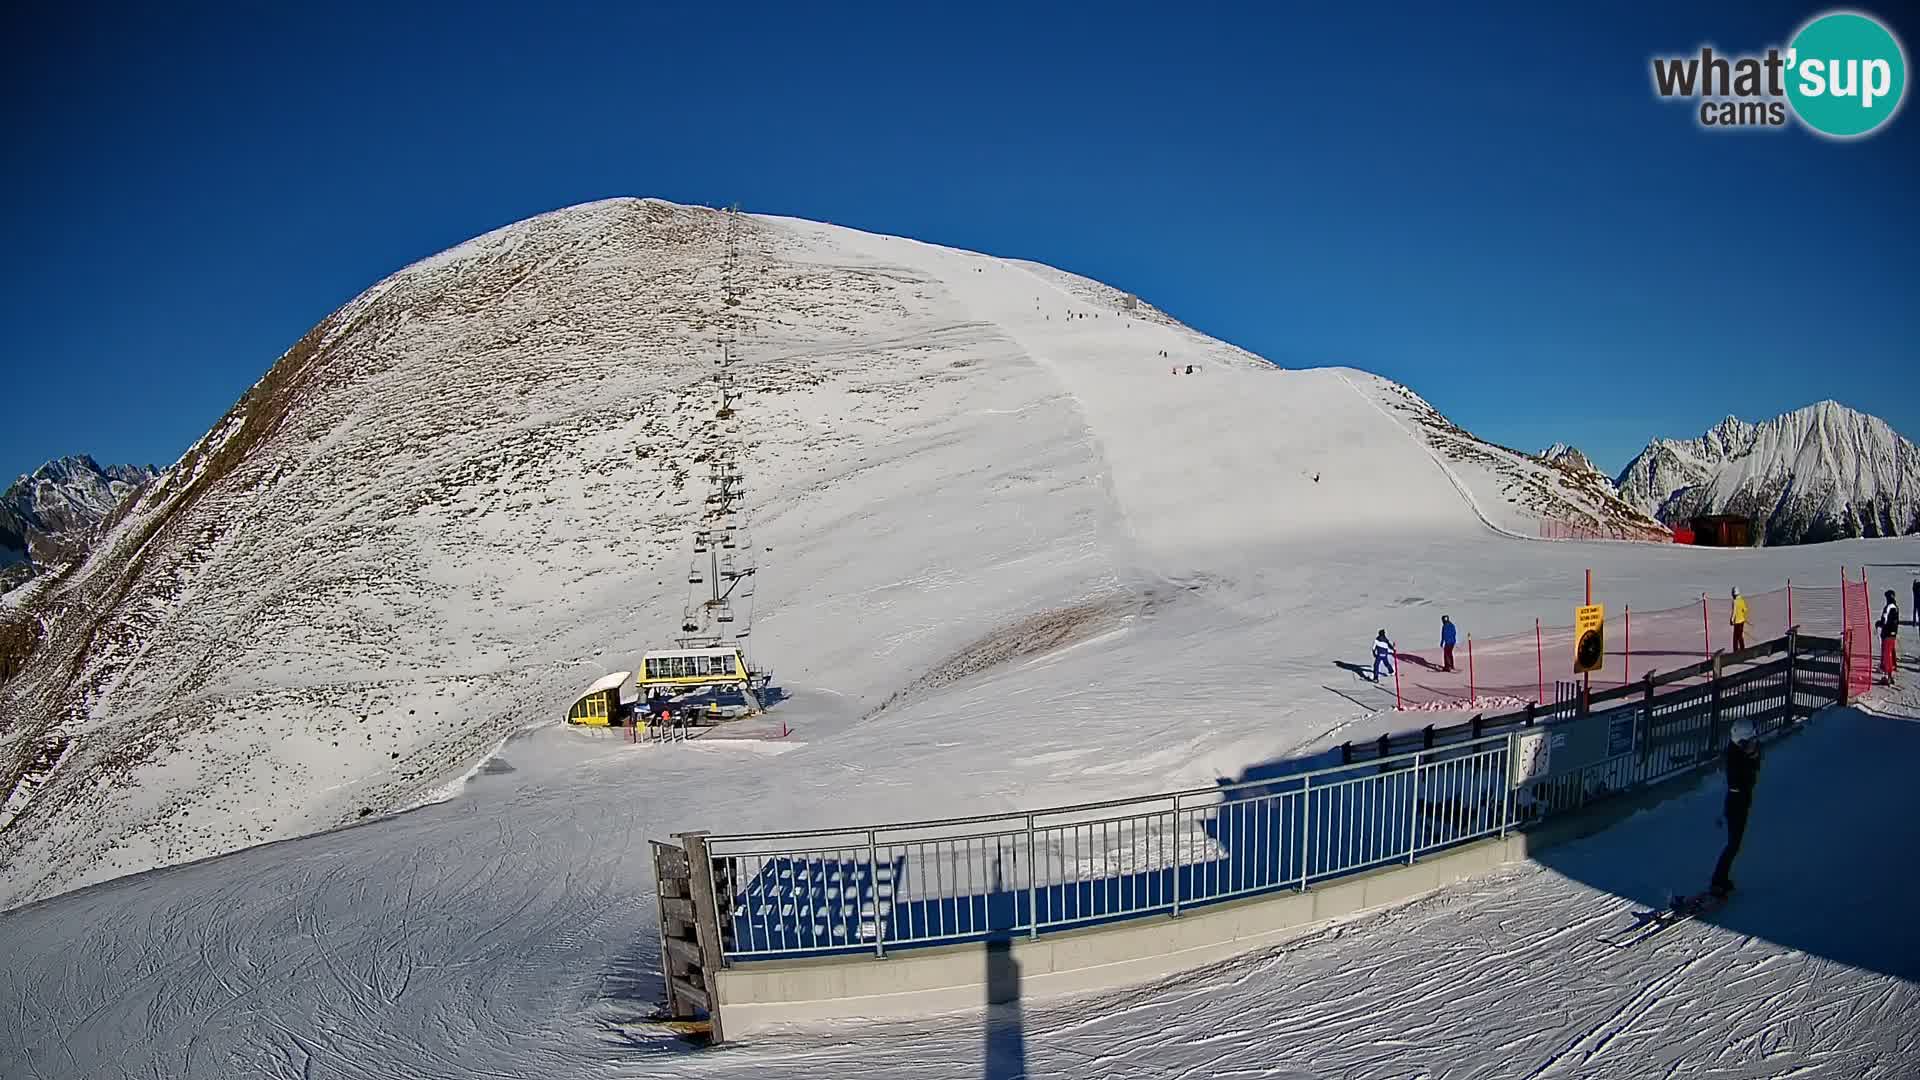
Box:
[3,655,1915,1079]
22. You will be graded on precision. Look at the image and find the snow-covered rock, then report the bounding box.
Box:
[1540,443,1606,480]
[1616,403,1919,544]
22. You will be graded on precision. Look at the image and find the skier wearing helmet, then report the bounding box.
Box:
[1711,718,1762,899]
[1371,630,1396,682]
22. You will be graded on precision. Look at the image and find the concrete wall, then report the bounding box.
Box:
[718,834,1527,1037]
[714,753,1741,1040]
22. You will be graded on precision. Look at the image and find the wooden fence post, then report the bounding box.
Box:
[673,830,727,1043]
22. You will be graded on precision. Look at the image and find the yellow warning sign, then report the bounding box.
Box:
[1574,603,1605,674]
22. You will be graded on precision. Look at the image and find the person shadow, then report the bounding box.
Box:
[1334,659,1383,682]
[982,860,1027,1079]
[1530,705,1920,982]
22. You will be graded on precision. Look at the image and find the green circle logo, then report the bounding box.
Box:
[1786,11,1907,137]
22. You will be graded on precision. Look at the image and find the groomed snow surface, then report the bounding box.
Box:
[4,649,1917,1079]
[2,202,1917,1077]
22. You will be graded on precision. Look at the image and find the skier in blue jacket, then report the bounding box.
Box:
[1440,615,1458,672]
[1372,630,1396,682]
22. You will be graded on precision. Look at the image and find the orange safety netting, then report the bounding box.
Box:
[1388,582,1849,710]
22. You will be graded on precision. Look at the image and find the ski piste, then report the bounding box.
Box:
[1599,892,1726,949]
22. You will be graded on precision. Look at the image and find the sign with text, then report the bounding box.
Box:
[1575,603,1606,674]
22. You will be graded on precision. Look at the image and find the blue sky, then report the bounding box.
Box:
[3,1,1914,484]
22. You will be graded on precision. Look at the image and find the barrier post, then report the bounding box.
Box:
[1784,628,1799,727]
[1840,628,1852,707]
[1701,594,1711,660]
[1584,569,1592,707]
[1624,605,1631,686]
[1024,816,1039,936]
[1786,579,1793,634]
[868,829,885,957]
[1297,776,1312,892]
[1535,618,1544,705]
[1393,649,1404,710]
[1169,798,1181,916]
[1467,635,1476,704]
[1407,751,1423,864]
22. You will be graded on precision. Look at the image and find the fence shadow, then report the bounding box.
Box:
[1530,705,1920,982]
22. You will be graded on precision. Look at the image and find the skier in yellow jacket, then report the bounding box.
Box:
[1730,587,1750,651]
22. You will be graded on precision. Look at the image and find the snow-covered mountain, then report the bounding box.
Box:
[0,198,1666,908]
[0,456,156,585]
[1616,403,1920,544]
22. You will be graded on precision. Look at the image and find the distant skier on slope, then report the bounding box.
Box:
[1372,630,1397,682]
[1878,590,1901,685]
[1711,718,1762,898]
[1730,587,1749,651]
[1440,616,1458,672]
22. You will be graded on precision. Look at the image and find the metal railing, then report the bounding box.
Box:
[692,633,1842,963]
[708,736,1515,960]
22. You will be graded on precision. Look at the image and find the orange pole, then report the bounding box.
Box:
[1536,618,1544,704]
[1624,605,1631,686]
[1468,635,1476,705]
[1393,642,1404,710]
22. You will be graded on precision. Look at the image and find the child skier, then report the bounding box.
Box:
[1372,630,1396,682]
[1440,616,1458,672]
[1729,587,1749,651]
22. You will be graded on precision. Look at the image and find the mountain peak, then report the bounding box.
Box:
[2,456,158,581]
[1616,403,1918,544]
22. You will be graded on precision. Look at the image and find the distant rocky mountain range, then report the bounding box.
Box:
[1542,401,1918,545]
[2,456,158,589]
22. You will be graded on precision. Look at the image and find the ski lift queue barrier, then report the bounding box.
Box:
[666,632,1845,966]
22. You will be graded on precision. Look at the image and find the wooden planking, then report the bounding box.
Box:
[669,975,711,1012]
[652,840,691,879]
[665,934,703,970]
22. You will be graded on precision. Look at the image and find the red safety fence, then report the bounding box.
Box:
[1841,569,1873,697]
[1386,581,1849,711]
[1537,519,1672,543]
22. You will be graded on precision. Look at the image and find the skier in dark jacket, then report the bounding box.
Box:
[1879,590,1901,686]
[1440,616,1458,672]
[1711,719,1761,898]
